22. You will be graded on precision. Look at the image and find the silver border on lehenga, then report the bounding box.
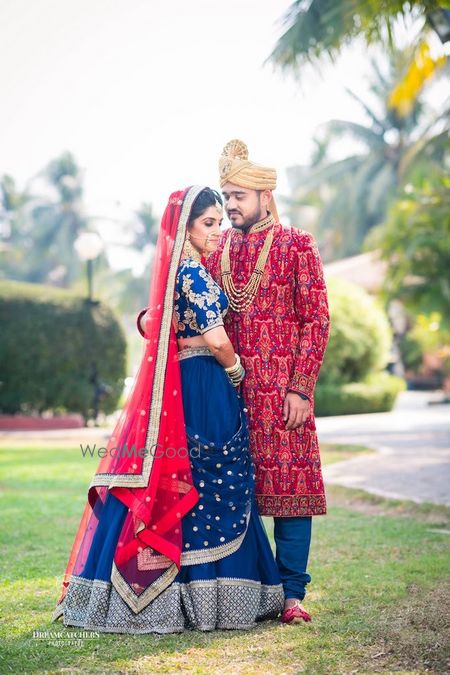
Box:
[52,573,284,633]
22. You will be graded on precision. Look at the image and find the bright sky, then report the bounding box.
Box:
[0,0,447,267]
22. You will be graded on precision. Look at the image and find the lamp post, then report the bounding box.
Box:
[74,231,105,425]
[74,231,104,302]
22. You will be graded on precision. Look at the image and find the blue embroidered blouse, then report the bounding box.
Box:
[174,258,229,338]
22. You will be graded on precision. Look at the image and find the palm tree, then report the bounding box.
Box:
[269,1,447,72]
[114,202,159,312]
[269,1,449,125]
[0,175,33,280]
[286,48,449,259]
[1,152,90,286]
[87,201,159,313]
[27,152,88,286]
[134,202,159,250]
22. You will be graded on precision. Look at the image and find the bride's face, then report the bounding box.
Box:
[188,205,223,256]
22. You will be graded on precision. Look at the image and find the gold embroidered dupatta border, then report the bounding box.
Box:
[89,185,203,490]
[111,559,178,614]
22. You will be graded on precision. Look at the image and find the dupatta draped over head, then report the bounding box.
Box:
[55,186,206,614]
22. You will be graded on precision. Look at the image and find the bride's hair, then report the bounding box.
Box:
[188,187,223,225]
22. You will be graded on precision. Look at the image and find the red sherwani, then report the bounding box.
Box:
[206,220,330,517]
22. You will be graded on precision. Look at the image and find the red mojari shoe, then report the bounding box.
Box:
[281,599,312,624]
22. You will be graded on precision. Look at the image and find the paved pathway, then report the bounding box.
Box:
[0,425,113,448]
[318,390,450,506]
[2,391,449,506]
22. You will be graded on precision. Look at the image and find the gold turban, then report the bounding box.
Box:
[219,139,279,222]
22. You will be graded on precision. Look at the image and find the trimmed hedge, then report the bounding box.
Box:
[0,280,127,420]
[320,277,392,385]
[315,372,406,417]
[314,277,405,415]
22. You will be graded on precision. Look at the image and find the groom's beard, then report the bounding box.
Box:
[227,205,264,231]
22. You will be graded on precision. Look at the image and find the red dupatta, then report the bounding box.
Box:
[55,186,204,614]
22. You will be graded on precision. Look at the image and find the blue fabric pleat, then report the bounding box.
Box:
[176,354,281,586]
[79,354,281,592]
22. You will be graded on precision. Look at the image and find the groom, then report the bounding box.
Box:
[206,140,330,624]
[138,141,330,623]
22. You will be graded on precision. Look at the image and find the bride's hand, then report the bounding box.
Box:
[139,309,151,336]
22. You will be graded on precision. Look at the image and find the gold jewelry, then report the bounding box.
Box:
[224,354,245,386]
[182,236,202,262]
[224,354,242,374]
[227,367,245,386]
[248,212,275,234]
[221,217,275,312]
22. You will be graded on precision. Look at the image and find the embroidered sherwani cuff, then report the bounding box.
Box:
[137,307,149,338]
[288,373,315,401]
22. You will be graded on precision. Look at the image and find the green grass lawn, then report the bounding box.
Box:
[0,443,449,674]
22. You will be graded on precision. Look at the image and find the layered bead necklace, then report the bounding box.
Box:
[221,213,275,312]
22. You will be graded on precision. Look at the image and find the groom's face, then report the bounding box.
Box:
[221,183,266,230]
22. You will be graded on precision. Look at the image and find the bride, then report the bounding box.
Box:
[52,185,284,633]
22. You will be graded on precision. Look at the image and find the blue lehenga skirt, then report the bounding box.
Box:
[54,348,284,633]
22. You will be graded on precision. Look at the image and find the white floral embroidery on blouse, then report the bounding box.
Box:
[173,258,228,337]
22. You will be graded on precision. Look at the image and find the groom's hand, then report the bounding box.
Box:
[283,392,310,430]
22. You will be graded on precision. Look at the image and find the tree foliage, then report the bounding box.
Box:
[366,169,450,321]
[319,277,392,385]
[286,49,448,259]
[0,153,160,323]
[269,0,447,71]
[0,152,88,286]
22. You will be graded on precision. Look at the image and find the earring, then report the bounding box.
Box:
[182,236,201,261]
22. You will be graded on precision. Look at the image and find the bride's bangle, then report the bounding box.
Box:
[224,354,241,374]
[225,354,245,386]
[227,367,245,386]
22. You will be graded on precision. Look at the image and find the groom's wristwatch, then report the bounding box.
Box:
[288,389,310,401]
